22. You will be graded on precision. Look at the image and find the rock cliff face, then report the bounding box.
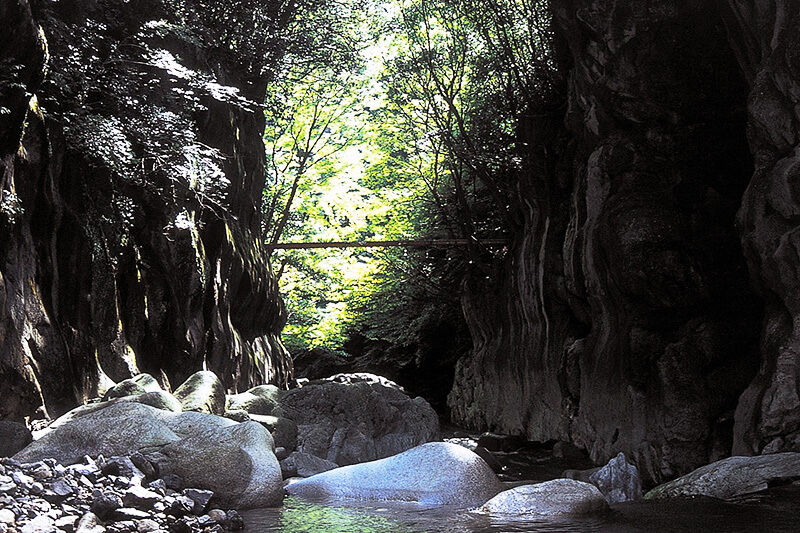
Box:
[451,0,800,484]
[0,0,293,422]
[728,1,800,457]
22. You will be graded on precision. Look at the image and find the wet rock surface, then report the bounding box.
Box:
[476,478,609,517]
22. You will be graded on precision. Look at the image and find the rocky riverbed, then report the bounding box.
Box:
[0,455,245,533]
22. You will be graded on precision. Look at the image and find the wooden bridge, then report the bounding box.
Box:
[269,239,508,250]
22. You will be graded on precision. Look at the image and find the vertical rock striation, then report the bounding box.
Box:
[0,0,293,422]
[0,0,52,421]
[451,0,763,483]
[726,2,800,456]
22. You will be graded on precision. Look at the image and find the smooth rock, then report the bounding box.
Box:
[286,442,503,507]
[104,374,162,401]
[274,447,289,461]
[145,421,282,508]
[123,485,162,510]
[646,452,800,500]
[182,488,213,514]
[173,371,226,415]
[248,414,297,452]
[129,452,156,478]
[20,515,55,533]
[14,402,181,465]
[102,456,145,481]
[55,516,78,530]
[553,441,586,461]
[473,446,503,474]
[0,509,14,524]
[476,433,524,453]
[477,479,609,516]
[112,507,150,520]
[280,451,338,478]
[119,391,183,413]
[13,401,283,509]
[226,385,281,416]
[223,409,251,423]
[75,512,105,533]
[91,490,123,519]
[134,518,160,532]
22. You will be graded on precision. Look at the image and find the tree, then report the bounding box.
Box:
[263,0,560,360]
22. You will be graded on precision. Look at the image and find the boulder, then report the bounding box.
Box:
[277,373,439,465]
[103,374,162,401]
[226,385,281,415]
[477,479,609,516]
[588,452,642,503]
[280,451,338,479]
[13,401,283,508]
[224,409,251,422]
[286,442,503,507]
[646,453,800,500]
[14,402,181,465]
[118,391,183,413]
[248,414,298,452]
[0,421,32,457]
[324,373,405,390]
[145,421,283,508]
[173,371,226,415]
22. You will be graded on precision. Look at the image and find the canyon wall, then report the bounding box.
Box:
[0,0,292,422]
[451,0,799,484]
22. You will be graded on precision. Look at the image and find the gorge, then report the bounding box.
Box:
[3,0,800,492]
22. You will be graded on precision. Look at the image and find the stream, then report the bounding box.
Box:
[241,485,800,532]
[241,432,800,532]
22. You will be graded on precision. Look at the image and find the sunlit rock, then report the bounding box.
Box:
[226,385,281,415]
[476,479,609,517]
[646,453,800,500]
[13,401,283,508]
[173,371,226,415]
[103,374,163,401]
[248,414,298,452]
[0,0,293,424]
[286,442,503,507]
[117,391,183,413]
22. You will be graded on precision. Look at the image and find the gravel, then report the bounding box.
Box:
[0,456,246,533]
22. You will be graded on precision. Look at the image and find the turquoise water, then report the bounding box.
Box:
[242,486,800,532]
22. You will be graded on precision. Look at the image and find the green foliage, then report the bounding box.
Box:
[162,0,301,78]
[266,0,561,355]
[34,0,314,257]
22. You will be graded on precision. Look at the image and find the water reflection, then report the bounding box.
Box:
[242,496,608,533]
[242,486,800,533]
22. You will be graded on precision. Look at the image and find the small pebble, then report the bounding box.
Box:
[0,455,242,533]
